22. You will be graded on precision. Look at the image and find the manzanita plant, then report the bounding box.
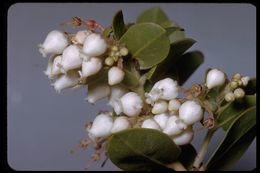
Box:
[38,7,256,171]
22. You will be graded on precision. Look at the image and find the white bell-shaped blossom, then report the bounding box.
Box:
[152,100,168,114]
[172,126,194,146]
[44,56,55,79]
[108,85,128,115]
[179,100,203,125]
[141,118,161,131]
[108,67,125,86]
[88,112,113,139]
[153,113,169,130]
[110,116,130,134]
[38,30,68,57]
[79,57,102,78]
[51,70,79,93]
[75,30,91,44]
[120,92,143,117]
[82,33,107,57]
[206,69,225,89]
[59,45,82,73]
[51,55,62,76]
[146,78,178,105]
[163,115,187,136]
[168,99,181,112]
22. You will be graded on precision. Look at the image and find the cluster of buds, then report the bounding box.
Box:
[39,25,128,94]
[224,73,249,102]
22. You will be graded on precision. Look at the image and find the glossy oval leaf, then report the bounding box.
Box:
[217,95,256,131]
[107,128,181,171]
[136,7,170,27]
[148,38,196,82]
[207,107,256,170]
[120,23,170,69]
[112,10,126,40]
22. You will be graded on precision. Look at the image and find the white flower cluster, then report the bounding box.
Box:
[141,78,203,145]
[39,30,127,94]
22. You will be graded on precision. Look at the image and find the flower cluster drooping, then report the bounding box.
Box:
[39,18,253,170]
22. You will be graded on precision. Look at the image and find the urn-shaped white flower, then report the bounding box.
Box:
[152,100,168,114]
[51,70,79,93]
[120,92,143,117]
[168,99,181,112]
[79,57,102,78]
[108,85,128,115]
[206,69,226,89]
[39,30,69,57]
[110,116,130,134]
[82,33,107,57]
[75,30,91,44]
[86,83,110,104]
[163,115,187,136]
[88,113,113,139]
[60,45,82,73]
[108,67,125,86]
[241,76,250,86]
[172,127,194,146]
[141,118,161,131]
[179,100,203,125]
[146,78,178,104]
[44,56,55,79]
[153,113,169,130]
[51,55,62,76]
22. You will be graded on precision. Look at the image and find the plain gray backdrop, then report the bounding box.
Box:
[7,3,256,171]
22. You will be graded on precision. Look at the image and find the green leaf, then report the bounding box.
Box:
[136,7,171,27]
[145,65,157,80]
[122,68,139,88]
[178,144,197,170]
[244,78,256,95]
[107,128,181,171]
[85,68,108,85]
[166,27,186,44]
[112,10,126,40]
[207,107,256,170]
[103,27,113,38]
[217,95,256,131]
[120,23,170,69]
[147,38,196,83]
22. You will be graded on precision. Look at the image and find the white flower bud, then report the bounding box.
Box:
[152,100,168,114]
[120,92,143,117]
[232,73,241,80]
[230,81,238,90]
[146,78,178,104]
[79,57,102,78]
[51,55,62,76]
[82,33,107,57]
[241,76,250,86]
[163,115,187,136]
[234,88,245,99]
[119,47,128,56]
[88,113,113,139]
[86,83,110,104]
[75,30,91,44]
[44,56,55,79]
[108,67,125,85]
[153,113,169,130]
[38,30,68,57]
[141,118,161,131]
[225,92,235,102]
[206,69,226,89]
[110,116,130,134]
[172,127,194,146]
[179,100,203,125]
[168,99,181,112]
[59,45,82,72]
[51,71,79,93]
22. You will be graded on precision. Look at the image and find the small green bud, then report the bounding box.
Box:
[225,92,235,102]
[105,57,114,66]
[234,88,245,99]
[233,73,241,80]
[230,81,238,89]
[119,47,128,56]
[111,45,119,52]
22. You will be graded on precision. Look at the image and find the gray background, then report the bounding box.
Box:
[8,3,256,171]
